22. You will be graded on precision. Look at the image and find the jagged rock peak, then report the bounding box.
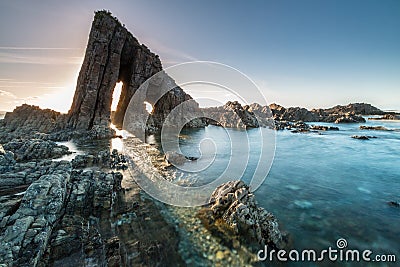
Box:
[67,10,163,132]
[66,10,204,136]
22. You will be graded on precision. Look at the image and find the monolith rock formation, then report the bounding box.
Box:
[66,10,204,138]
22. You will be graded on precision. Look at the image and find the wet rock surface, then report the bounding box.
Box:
[0,140,185,266]
[360,125,391,131]
[0,155,71,195]
[71,149,127,170]
[310,125,339,131]
[387,201,400,208]
[3,139,70,162]
[199,181,289,252]
[0,105,65,143]
[0,171,70,266]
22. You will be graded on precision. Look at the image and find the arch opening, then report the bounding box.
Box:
[111,82,123,112]
[144,101,153,114]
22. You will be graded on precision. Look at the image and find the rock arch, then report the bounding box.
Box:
[67,11,201,135]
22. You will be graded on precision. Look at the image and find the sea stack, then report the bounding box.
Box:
[67,10,162,132]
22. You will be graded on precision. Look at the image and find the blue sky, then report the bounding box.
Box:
[0,0,399,112]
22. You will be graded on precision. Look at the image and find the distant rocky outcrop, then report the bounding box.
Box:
[322,103,385,116]
[203,101,262,128]
[270,103,318,122]
[359,125,391,131]
[200,101,379,130]
[202,101,274,128]
[369,114,400,120]
[270,102,373,123]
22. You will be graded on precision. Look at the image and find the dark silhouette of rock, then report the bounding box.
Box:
[388,201,400,208]
[67,11,161,133]
[310,125,339,131]
[67,10,203,137]
[360,125,391,131]
[351,135,377,140]
[0,11,205,141]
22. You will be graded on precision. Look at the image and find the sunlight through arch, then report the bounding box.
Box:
[144,101,153,114]
[111,82,123,111]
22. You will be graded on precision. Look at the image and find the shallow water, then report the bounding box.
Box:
[153,118,400,261]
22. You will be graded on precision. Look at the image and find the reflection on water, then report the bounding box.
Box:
[54,140,84,161]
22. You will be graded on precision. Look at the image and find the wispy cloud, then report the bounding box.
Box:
[0,89,17,99]
[0,46,83,65]
[139,37,198,65]
[0,51,82,65]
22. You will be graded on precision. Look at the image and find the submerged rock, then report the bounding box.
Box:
[310,125,339,131]
[359,125,390,131]
[199,180,289,250]
[351,135,377,140]
[387,201,400,208]
[294,200,313,209]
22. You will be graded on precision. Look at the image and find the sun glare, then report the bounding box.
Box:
[144,101,153,113]
[112,82,123,111]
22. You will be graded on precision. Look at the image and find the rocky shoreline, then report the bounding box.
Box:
[1,9,398,267]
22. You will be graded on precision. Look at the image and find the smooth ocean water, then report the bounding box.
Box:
[149,118,400,258]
